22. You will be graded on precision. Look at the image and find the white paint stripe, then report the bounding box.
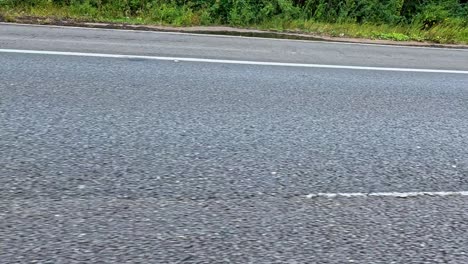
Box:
[1,48,468,74]
[305,191,468,199]
[3,22,468,51]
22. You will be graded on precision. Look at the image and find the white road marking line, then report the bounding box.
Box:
[2,22,468,51]
[1,48,468,74]
[305,191,468,199]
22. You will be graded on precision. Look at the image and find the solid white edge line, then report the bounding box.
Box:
[2,22,468,51]
[1,48,468,74]
[305,191,468,199]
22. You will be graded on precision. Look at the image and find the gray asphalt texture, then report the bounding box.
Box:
[1,25,468,263]
[1,23,468,71]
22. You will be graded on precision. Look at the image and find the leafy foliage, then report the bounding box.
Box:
[3,0,466,24]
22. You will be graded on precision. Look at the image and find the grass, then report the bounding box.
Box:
[0,1,467,44]
[257,19,468,44]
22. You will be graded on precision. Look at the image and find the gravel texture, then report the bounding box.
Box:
[1,51,468,263]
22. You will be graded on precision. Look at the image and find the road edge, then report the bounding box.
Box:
[1,17,467,49]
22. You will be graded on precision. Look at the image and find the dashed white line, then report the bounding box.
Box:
[1,48,468,74]
[305,191,468,199]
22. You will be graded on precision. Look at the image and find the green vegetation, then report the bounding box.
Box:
[0,0,467,44]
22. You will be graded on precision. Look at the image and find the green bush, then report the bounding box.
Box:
[1,0,467,29]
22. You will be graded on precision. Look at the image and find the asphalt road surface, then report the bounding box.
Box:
[1,23,468,263]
